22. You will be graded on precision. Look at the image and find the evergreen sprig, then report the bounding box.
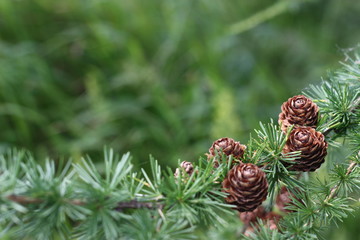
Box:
[0,148,235,239]
[1,49,360,239]
[247,121,303,206]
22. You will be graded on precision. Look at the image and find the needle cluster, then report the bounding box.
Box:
[1,50,360,240]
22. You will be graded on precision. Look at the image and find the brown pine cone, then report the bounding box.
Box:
[207,137,246,162]
[174,161,194,178]
[283,126,328,172]
[278,95,319,132]
[239,206,267,224]
[222,163,268,212]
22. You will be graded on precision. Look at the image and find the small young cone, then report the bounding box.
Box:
[174,161,194,178]
[207,137,246,167]
[222,163,268,212]
[207,137,246,159]
[283,126,328,172]
[279,95,319,132]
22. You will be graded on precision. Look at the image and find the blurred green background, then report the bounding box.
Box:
[0,0,359,238]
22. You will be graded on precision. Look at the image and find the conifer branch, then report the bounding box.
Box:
[6,195,86,206]
[6,194,164,209]
[322,95,360,136]
[325,154,359,202]
[1,49,359,240]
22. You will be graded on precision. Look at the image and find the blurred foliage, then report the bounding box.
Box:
[0,0,359,166]
[0,0,359,239]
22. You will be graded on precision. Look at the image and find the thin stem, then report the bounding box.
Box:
[322,127,334,137]
[324,158,358,202]
[350,96,360,112]
[133,176,150,187]
[228,1,291,35]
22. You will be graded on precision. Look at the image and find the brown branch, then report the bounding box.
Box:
[6,195,43,205]
[6,194,163,210]
[66,199,86,206]
[116,200,164,211]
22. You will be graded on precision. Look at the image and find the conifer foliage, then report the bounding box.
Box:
[1,50,360,239]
